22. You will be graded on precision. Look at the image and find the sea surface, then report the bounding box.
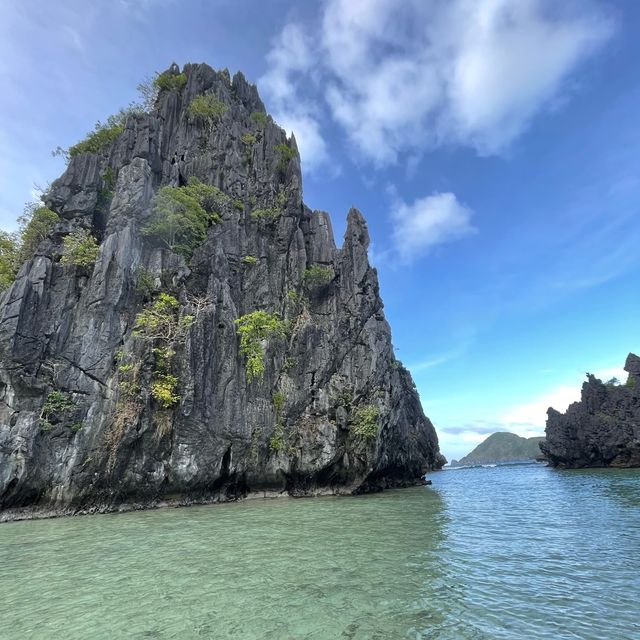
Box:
[1,463,639,639]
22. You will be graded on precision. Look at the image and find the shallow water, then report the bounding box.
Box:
[1,464,639,639]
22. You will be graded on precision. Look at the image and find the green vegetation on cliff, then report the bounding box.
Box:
[235,310,287,382]
[0,204,60,291]
[142,177,222,258]
[153,71,187,92]
[61,229,99,267]
[68,109,133,158]
[188,94,227,124]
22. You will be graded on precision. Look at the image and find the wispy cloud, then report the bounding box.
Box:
[549,217,640,293]
[61,25,85,53]
[263,0,615,165]
[407,336,474,373]
[440,421,507,436]
[117,0,177,20]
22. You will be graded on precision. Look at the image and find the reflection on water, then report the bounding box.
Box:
[0,465,639,639]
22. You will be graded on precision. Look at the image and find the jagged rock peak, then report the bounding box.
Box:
[624,353,640,377]
[542,353,640,468]
[0,62,443,520]
[345,208,370,249]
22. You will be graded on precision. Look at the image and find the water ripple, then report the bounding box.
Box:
[0,465,639,639]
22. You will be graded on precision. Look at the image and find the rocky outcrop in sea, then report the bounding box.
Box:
[541,353,640,468]
[0,63,444,519]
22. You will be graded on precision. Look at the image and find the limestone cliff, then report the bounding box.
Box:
[0,63,444,519]
[542,354,640,468]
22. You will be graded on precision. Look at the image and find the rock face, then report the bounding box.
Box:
[541,354,640,468]
[452,432,545,466]
[0,63,444,519]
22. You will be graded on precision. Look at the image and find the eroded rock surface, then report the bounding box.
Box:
[541,353,640,468]
[0,64,443,519]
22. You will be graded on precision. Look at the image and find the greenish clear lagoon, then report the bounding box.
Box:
[1,464,639,639]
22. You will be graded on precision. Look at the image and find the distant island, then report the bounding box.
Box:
[450,432,545,467]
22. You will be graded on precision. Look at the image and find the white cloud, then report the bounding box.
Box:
[260,23,329,173]
[391,191,476,262]
[500,384,581,436]
[275,113,330,174]
[439,0,614,153]
[263,0,614,165]
[592,366,628,384]
[261,23,315,103]
[499,364,627,435]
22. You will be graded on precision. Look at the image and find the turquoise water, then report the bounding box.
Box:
[1,464,639,639]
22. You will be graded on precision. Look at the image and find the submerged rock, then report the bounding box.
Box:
[541,353,640,468]
[0,63,444,518]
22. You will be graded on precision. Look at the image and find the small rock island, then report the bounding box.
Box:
[542,353,640,468]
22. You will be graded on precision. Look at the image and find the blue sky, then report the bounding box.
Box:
[1,0,639,461]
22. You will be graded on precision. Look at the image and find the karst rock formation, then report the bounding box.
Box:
[542,353,640,468]
[0,64,444,519]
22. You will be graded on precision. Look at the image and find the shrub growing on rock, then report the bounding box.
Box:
[250,207,281,223]
[133,293,194,411]
[0,205,60,290]
[181,177,228,213]
[269,423,285,452]
[275,143,298,173]
[353,405,380,439]
[61,229,99,268]
[235,311,287,382]
[68,109,133,157]
[142,178,222,259]
[40,390,76,432]
[0,231,19,291]
[250,111,268,126]
[18,205,59,262]
[303,265,334,290]
[134,267,157,300]
[154,71,187,92]
[188,94,228,124]
[133,293,193,343]
[150,373,180,409]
